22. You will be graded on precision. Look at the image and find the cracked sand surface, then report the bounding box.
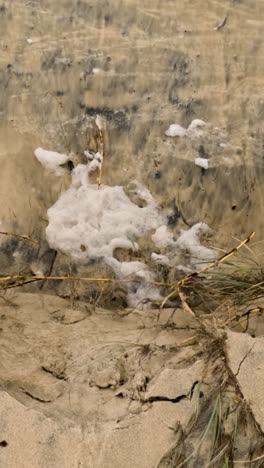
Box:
[0,294,264,466]
[226,331,264,432]
[0,292,202,468]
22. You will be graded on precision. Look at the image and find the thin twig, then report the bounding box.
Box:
[0,274,171,288]
[95,116,105,189]
[0,231,38,244]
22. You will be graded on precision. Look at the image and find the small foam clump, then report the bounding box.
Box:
[165,119,206,139]
[176,223,216,267]
[195,158,209,170]
[108,258,163,306]
[187,119,206,137]
[165,124,186,137]
[151,225,174,249]
[34,148,69,176]
[152,222,216,269]
[151,253,170,267]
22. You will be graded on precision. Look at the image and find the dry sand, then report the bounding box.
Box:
[0,292,264,467]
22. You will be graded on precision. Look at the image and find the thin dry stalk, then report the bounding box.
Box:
[178,290,195,317]
[0,231,38,244]
[0,273,170,289]
[95,116,105,189]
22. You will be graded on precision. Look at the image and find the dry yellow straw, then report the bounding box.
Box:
[0,231,38,244]
[97,127,104,189]
[0,274,170,288]
[95,116,105,189]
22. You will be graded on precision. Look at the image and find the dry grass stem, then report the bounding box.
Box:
[0,273,171,289]
[0,231,38,244]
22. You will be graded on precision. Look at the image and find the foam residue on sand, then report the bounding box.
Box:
[35,147,165,306]
[46,179,162,261]
[34,145,215,306]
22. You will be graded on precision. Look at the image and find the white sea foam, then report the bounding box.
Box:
[195,158,209,170]
[34,148,69,175]
[165,119,206,139]
[34,146,215,306]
